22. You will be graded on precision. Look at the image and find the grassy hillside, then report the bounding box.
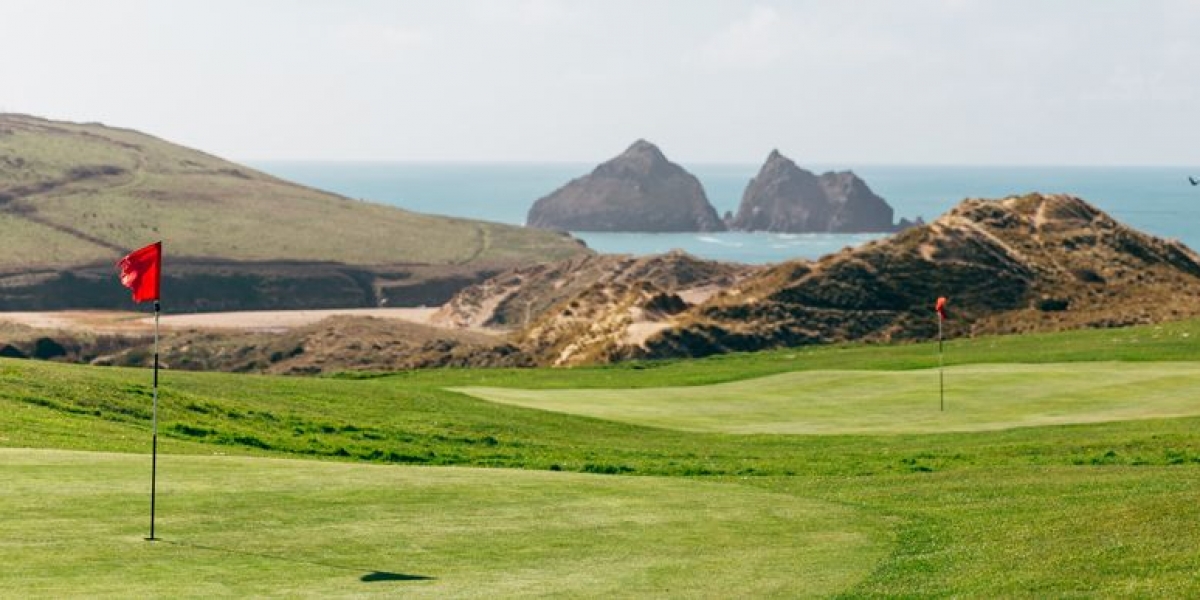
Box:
[4,321,1200,595]
[0,114,587,269]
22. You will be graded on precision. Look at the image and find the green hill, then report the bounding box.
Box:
[0,114,588,309]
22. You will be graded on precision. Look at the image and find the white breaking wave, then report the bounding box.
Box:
[696,236,744,247]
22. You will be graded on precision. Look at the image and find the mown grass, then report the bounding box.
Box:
[397,316,1200,391]
[456,362,1200,434]
[2,449,886,598]
[3,320,1200,595]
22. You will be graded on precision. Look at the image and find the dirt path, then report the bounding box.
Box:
[0,307,445,335]
[152,308,440,332]
[0,311,147,334]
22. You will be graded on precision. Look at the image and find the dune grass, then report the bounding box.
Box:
[1,449,886,598]
[455,362,1200,434]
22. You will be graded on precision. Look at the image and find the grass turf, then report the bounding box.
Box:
[455,362,1200,434]
[0,449,886,598]
[3,320,1200,595]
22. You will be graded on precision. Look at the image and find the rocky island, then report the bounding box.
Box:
[728,150,908,233]
[526,140,726,233]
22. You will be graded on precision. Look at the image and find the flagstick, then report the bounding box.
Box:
[938,315,944,412]
[147,300,160,541]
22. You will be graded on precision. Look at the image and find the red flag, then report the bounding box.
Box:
[935,296,947,320]
[117,242,161,303]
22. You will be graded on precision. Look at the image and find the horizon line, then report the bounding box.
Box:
[240,158,1199,170]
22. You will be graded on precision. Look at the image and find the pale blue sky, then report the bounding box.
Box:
[2,0,1198,165]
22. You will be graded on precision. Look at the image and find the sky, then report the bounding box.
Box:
[2,0,1198,165]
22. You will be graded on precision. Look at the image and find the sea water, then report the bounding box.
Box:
[250,161,1200,265]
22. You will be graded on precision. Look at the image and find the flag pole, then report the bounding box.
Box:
[148,299,160,541]
[117,241,162,542]
[938,313,944,412]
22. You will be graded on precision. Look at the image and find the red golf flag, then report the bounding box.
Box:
[117,242,161,303]
[935,296,947,320]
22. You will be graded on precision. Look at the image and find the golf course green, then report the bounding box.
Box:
[3,320,1200,596]
[1,449,885,597]
[456,362,1200,434]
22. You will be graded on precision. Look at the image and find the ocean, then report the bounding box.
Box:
[249,161,1200,265]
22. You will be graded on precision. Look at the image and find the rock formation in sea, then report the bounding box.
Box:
[728,150,897,233]
[526,140,726,232]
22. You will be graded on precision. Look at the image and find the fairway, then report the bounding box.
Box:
[0,449,887,598]
[455,362,1200,434]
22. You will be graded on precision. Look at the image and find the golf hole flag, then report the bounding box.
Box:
[117,241,165,539]
[117,242,161,303]
[935,296,947,411]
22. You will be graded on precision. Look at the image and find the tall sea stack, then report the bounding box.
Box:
[729,150,896,233]
[526,140,726,232]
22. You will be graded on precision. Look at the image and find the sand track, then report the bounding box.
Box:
[0,307,444,335]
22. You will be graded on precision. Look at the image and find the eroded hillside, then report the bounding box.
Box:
[452,193,1200,365]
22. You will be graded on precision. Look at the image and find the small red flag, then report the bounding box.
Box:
[935,296,947,320]
[117,242,161,303]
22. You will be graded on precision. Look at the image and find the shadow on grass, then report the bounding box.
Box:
[158,539,434,584]
[361,571,432,582]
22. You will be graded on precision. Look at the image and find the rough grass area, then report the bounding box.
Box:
[759,466,1200,596]
[0,449,886,598]
[456,362,1200,434]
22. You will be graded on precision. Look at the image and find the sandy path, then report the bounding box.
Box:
[0,311,148,334]
[0,308,441,334]
[151,308,439,331]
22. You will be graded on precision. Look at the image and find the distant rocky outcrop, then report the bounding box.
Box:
[526,140,726,232]
[728,150,900,233]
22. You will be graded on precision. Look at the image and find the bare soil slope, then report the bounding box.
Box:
[434,251,752,365]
